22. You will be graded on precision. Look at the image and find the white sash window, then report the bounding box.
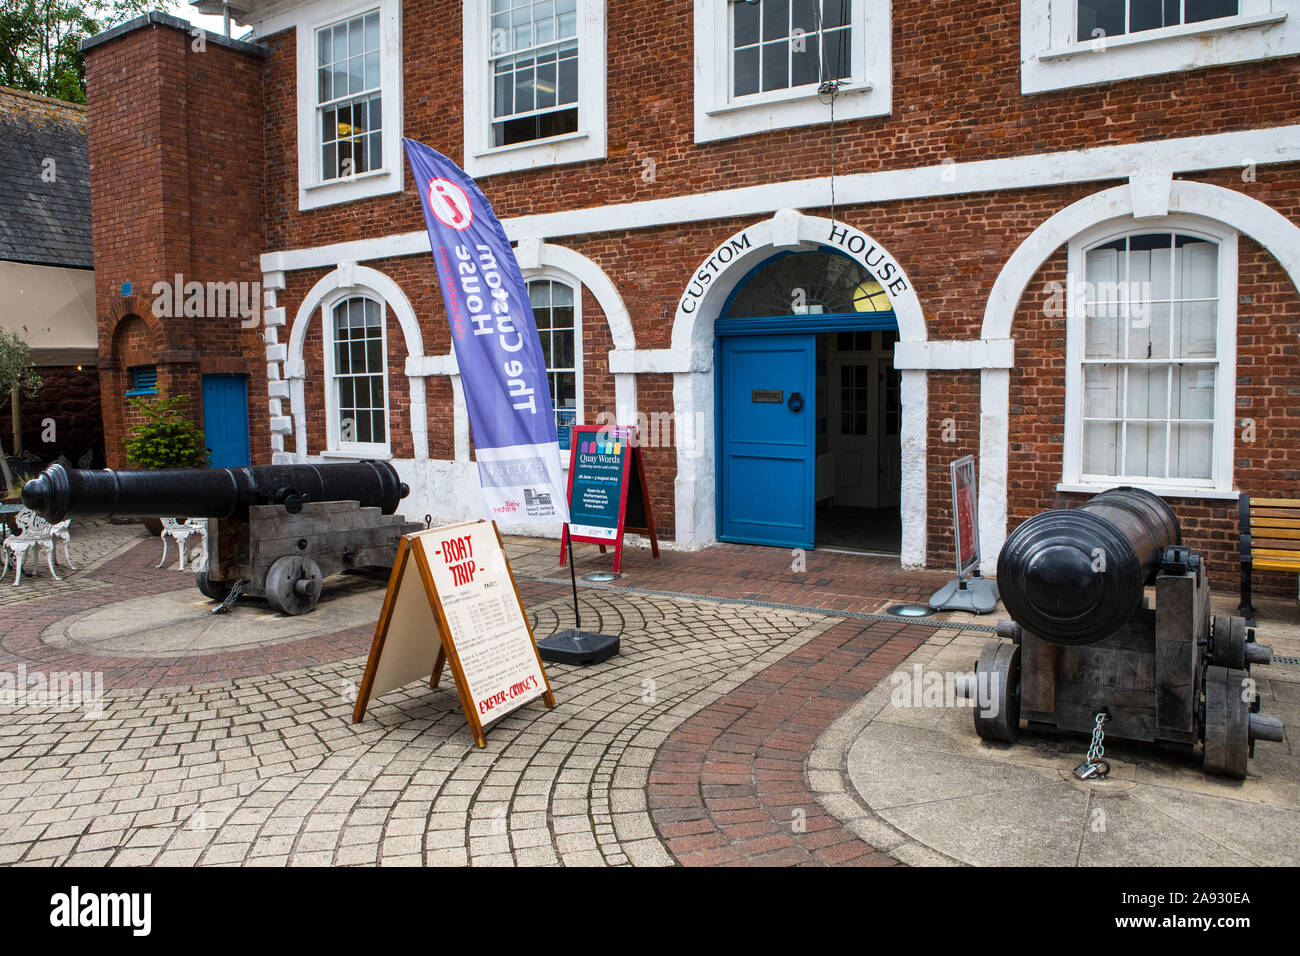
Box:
[464,0,607,177]
[527,278,581,452]
[1063,221,1238,495]
[695,0,891,143]
[325,295,390,455]
[1021,0,1296,93]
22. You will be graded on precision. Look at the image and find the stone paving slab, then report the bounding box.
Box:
[0,588,835,866]
[3,519,1298,867]
[809,609,1300,866]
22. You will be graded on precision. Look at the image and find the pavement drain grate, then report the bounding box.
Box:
[519,574,1001,632]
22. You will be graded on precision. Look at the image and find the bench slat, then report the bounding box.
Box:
[1251,516,1300,526]
[1249,526,1300,539]
[1248,549,1300,563]
[1248,498,1300,508]
[1249,507,1300,519]
[1251,540,1300,553]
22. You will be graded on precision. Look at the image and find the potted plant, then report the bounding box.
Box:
[123,394,208,535]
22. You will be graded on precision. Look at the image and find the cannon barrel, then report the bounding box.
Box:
[996,487,1180,646]
[22,461,410,523]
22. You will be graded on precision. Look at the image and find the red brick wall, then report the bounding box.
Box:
[258,0,1300,252]
[0,366,103,470]
[83,7,1300,594]
[927,371,982,568]
[85,23,267,468]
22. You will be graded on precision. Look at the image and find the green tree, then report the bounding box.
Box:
[124,394,208,470]
[0,326,43,494]
[0,0,152,104]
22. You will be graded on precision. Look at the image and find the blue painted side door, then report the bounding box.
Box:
[718,334,816,549]
[201,374,251,468]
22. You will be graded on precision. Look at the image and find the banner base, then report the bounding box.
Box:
[929,573,1000,614]
[537,629,620,665]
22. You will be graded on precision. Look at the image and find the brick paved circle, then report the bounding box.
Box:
[0,522,987,866]
[645,618,930,866]
[1,589,843,865]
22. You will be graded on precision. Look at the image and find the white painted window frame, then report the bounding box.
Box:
[694,0,891,144]
[522,269,584,469]
[462,0,607,178]
[1061,215,1238,498]
[296,0,403,211]
[1022,0,1297,93]
[322,289,393,458]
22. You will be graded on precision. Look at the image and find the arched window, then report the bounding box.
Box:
[527,278,580,451]
[1063,221,1237,493]
[324,294,390,454]
[723,250,888,319]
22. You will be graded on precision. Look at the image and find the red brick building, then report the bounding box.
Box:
[81,2,1300,592]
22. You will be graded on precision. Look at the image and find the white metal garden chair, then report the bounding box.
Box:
[159,518,208,571]
[1,509,72,586]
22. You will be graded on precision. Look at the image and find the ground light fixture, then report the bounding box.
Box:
[885,604,936,618]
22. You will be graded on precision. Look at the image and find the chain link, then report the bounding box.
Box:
[1086,711,1107,765]
[1072,711,1111,780]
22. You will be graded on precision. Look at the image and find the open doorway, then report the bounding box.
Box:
[715,248,902,552]
[814,330,901,553]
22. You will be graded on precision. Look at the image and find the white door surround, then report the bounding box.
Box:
[622,209,930,566]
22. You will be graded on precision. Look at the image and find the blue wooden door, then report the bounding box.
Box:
[201,375,250,468]
[718,334,816,549]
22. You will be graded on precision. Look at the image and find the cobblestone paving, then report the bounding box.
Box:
[506,536,952,614]
[0,589,836,866]
[12,523,1283,866]
[0,519,146,607]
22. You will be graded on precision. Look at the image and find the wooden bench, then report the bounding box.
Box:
[1238,494,1300,623]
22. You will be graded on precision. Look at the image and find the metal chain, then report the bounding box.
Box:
[1086,711,1107,764]
[209,577,248,616]
[1073,711,1111,780]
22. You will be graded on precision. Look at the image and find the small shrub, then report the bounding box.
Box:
[124,395,208,470]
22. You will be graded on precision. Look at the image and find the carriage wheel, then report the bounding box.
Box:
[1202,664,1250,779]
[1211,615,1248,670]
[196,568,233,602]
[973,642,1021,743]
[265,556,323,616]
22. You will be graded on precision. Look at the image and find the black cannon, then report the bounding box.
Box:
[959,487,1284,778]
[23,461,422,615]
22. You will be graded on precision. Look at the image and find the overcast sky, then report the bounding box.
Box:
[163,0,243,37]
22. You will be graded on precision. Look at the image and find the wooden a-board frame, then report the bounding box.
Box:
[352,520,555,748]
[559,423,660,574]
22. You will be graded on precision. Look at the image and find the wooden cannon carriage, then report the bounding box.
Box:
[22,460,421,615]
[959,488,1284,778]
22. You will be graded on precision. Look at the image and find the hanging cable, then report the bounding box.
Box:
[814,2,843,221]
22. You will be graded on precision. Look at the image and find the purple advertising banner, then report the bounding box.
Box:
[403,138,569,524]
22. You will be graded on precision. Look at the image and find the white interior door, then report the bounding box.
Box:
[830,357,879,507]
[829,331,902,508]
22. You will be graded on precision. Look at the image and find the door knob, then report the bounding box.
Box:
[788,392,804,413]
